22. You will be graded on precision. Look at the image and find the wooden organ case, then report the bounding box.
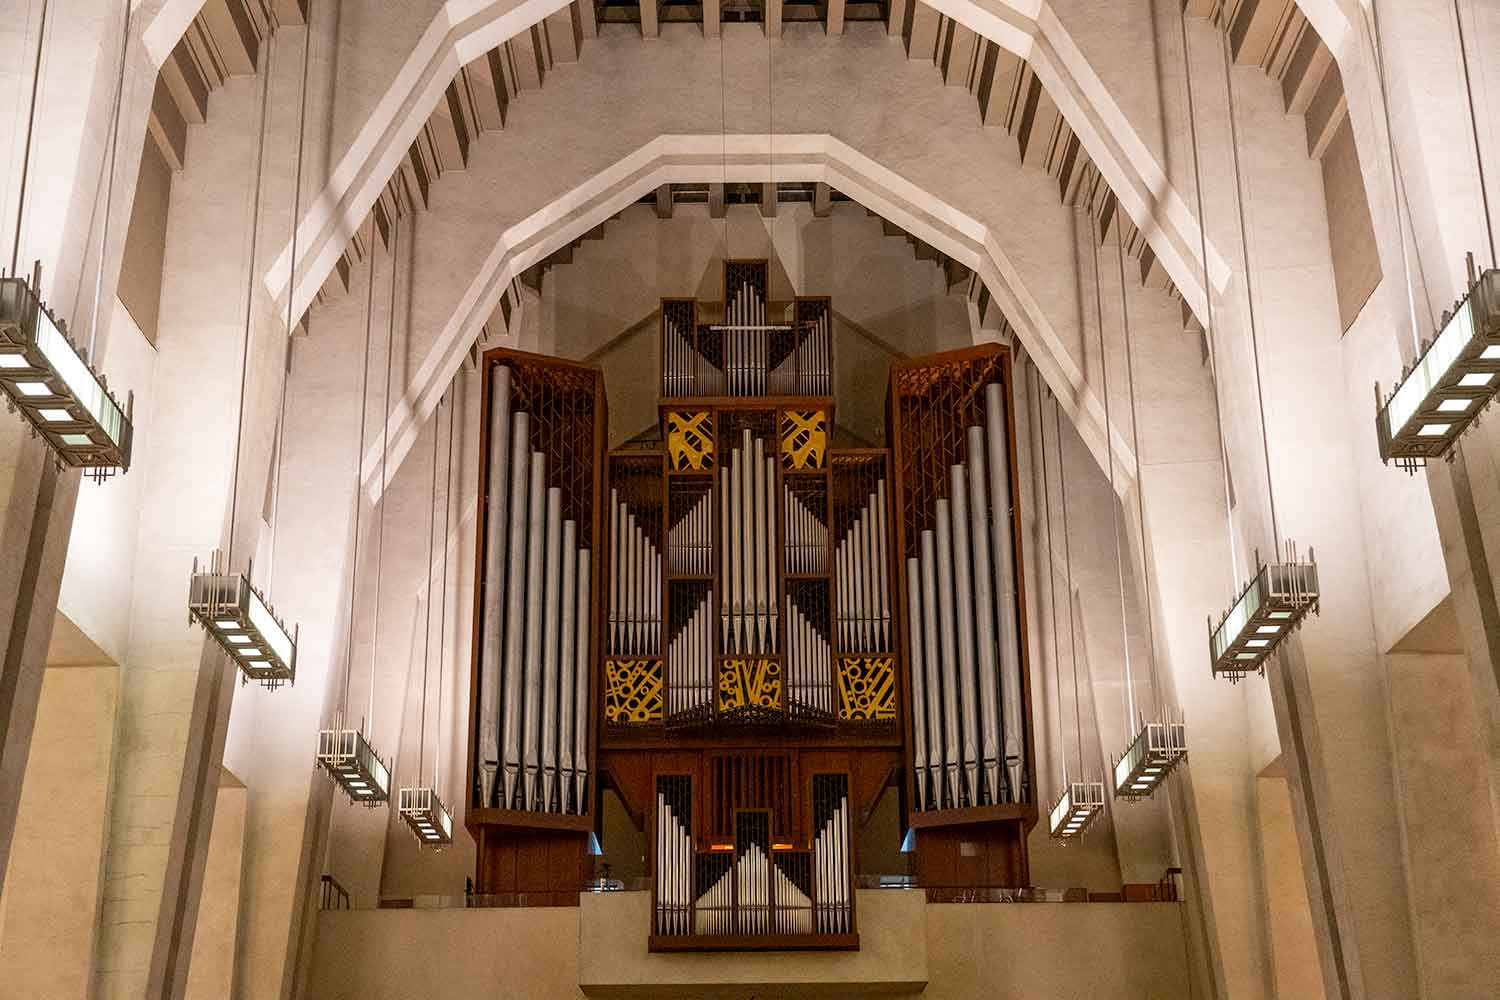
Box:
[466,261,1036,947]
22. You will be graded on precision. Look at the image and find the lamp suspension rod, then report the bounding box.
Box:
[1219,27,1282,558]
[436,378,456,789]
[226,34,277,571]
[368,210,401,735]
[1365,1,1427,351]
[1177,8,1240,588]
[342,217,380,725]
[1116,203,1163,713]
[9,0,49,275]
[84,0,132,357]
[1036,368,1066,787]
[1090,200,1135,729]
[1451,0,1497,266]
[267,0,316,602]
[268,0,316,598]
[1054,384,1084,778]
[418,388,441,785]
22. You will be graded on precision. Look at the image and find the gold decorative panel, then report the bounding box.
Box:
[667,411,715,471]
[780,410,828,470]
[836,656,897,721]
[717,658,783,712]
[604,658,663,723]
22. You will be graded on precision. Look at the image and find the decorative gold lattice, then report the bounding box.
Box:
[836,656,897,721]
[718,658,783,712]
[604,658,663,723]
[667,411,715,471]
[780,410,828,470]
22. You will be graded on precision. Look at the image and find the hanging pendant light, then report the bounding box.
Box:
[1095,202,1186,802]
[0,0,133,479]
[188,24,300,687]
[399,386,456,847]
[318,204,402,807]
[1373,0,1500,471]
[1191,17,1318,682]
[1039,367,1105,840]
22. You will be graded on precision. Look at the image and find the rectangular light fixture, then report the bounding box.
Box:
[1376,265,1500,471]
[397,786,454,845]
[1112,717,1187,801]
[0,269,133,481]
[1209,544,1319,680]
[1047,780,1106,841]
[187,551,297,688]
[317,727,392,805]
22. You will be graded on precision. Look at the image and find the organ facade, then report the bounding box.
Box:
[466,260,1036,947]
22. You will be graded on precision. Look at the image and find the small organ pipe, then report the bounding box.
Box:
[573,550,591,811]
[985,382,1025,800]
[500,414,531,807]
[538,486,563,810]
[906,556,930,802]
[934,503,962,807]
[919,530,944,801]
[520,453,548,808]
[949,465,980,799]
[875,481,890,647]
[556,519,578,809]
[967,425,1003,803]
[721,468,733,646]
[609,491,621,652]
[753,436,767,651]
[765,456,778,650]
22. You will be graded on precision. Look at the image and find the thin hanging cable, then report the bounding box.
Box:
[417,391,440,788]
[1219,29,1282,559]
[342,249,379,724]
[1364,2,1425,354]
[1178,8,1240,588]
[81,0,131,357]
[367,211,401,734]
[1055,390,1084,779]
[1091,210,1135,729]
[9,0,49,274]
[1117,204,1163,713]
[1037,367,1066,788]
[268,0,316,598]
[1452,0,1497,265]
[435,383,456,790]
[226,37,278,570]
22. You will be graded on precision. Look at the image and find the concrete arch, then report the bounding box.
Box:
[257,4,1232,339]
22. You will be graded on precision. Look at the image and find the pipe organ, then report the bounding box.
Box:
[468,263,1035,938]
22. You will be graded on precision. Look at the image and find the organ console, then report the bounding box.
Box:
[466,260,1037,941]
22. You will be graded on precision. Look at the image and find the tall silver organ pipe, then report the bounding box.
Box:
[608,490,662,656]
[835,481,890,652]
[985,383,1026,800]
[499,417,530,807]
[479,366,512,804]
[948,465,981,800]
[902,381,1028,809]
[520,456,548,806]
[572,551,592,810]
[655,776,693,936]
[966,425,1003,802]
[720,429,777,655]
[479,387,593,814]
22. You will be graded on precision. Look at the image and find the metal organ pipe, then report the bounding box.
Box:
[536,486,563,809]
[573,550,591,810]
[985,383,1025,800]
[498,416,531,808]
[479,366,512,804]
[949,465,981,800]
[919,530,944,806]
[906,556,929,802]
[546,517,576,811]
[933,502,962,807]
[966,426,1003,803]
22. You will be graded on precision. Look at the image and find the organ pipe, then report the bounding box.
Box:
[949,465,981,799]
[966,426,1003,803]
[499,416,530,808]
[479,365,511,804]
[919,530,944,806]
[906,556,929,801]
[573,550,591,811]
[538,491,564,810]
[934,499,962,807]
[985,383,1025,800]
[720,431,777,656]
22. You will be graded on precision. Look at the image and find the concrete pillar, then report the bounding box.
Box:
[0,655,119,999]
[184,771,247,1000]
[1255,767,1325,998]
